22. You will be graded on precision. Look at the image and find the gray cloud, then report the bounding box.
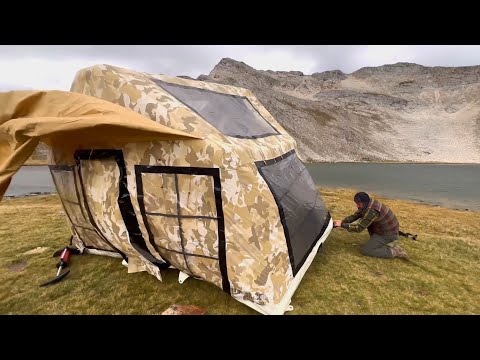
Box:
[2,45,480,91]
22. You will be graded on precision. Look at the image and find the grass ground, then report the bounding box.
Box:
[0,188,478,315]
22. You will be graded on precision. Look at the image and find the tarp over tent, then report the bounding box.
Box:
[0,64,333,314]
[0,90,201,199]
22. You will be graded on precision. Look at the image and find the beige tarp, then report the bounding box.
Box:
[0,90,201,200]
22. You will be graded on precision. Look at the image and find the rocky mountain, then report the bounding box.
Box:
[198,58,480,163]
[28,59,480,163]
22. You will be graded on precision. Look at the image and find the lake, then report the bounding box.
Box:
[305,162,480,211]
[4,163,480,211]
[4,166,57,197]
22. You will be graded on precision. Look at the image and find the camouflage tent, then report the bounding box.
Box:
[0,64,332,314]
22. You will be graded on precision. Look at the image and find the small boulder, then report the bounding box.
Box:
[162,304,206,315]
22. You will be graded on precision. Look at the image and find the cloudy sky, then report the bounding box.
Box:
[2,45,480,92]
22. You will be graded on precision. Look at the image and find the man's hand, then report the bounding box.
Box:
[333,220,342,228]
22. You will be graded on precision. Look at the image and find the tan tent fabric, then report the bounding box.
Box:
[0,90,201,200]
[0,65,332,314]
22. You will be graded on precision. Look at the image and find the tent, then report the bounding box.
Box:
[0,64,333,314]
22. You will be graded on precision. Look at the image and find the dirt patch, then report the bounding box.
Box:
[415,289,430,297]
[7,261,28,273]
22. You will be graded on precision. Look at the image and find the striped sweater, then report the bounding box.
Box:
[341,199,399,235]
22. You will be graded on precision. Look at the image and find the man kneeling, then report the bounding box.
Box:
[333,192,409,260]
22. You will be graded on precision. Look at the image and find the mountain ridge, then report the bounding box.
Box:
[28,59,480,164]
[196,58,480,163]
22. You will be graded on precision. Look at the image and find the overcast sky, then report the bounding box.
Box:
[2,45,480,92]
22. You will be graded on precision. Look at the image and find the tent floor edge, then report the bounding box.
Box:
[233,217,333,315]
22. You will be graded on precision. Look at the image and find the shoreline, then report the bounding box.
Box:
[318,186,478,213]
[23,161,480,166]
[4,189,478,213]
[3,192,56,199]
[23,162,48,166]
[305,161,480,165]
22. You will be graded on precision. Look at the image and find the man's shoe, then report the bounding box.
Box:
[391,245,409,260]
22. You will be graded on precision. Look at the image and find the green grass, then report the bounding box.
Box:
[0,189,479,315]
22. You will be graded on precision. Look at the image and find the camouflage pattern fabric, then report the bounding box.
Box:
[45,64,330,314]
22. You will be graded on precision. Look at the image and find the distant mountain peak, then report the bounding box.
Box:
[213,58,255,72]
[197,57,480,164]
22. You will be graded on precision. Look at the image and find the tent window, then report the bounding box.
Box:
[256,150,330,276]
[152,79,280,139]
[135,165,230,293]
[49,165,117,252]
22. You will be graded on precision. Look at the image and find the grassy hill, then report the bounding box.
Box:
[1,188,478,315]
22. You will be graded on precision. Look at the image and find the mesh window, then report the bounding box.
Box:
[153,79,280,138]
[49,166,114,252]
[135,165,230,293]
[257,150,329,275]
[50,168,78,203]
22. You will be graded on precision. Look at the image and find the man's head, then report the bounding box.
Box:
[354,192,370,210]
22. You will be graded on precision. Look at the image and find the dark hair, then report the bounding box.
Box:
[354,192,370,207]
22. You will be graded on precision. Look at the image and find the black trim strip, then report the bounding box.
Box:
[137,165,221,176]
[49,165,75,172]
[256,149,296,168]
[213,171,230,294]
[295,212,331,272]
[152,78,280,139]
[255,149,330,276]
[145,212,220,220]
[135,165,230,294]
